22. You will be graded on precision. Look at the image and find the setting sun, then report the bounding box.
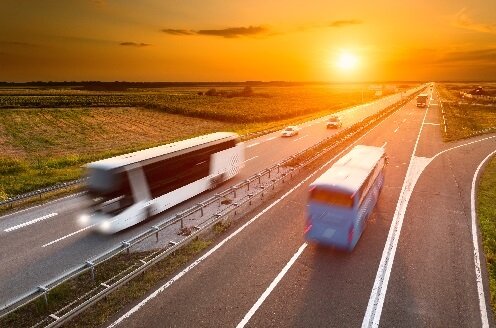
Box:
[336,52,359,71]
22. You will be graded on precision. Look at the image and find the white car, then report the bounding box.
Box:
[281,126,299,137]
[326,115,342,129]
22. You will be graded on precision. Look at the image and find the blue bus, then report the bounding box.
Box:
[305,145,386,251]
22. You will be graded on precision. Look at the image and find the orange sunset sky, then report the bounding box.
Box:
[0,0,495,82]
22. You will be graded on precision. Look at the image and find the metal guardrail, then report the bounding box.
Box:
[0,178,87,208]
[0,86,426,327]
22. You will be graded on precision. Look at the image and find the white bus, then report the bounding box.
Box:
[78,132,244,233]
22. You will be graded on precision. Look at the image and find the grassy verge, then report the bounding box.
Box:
[477,156,496,316]
[437,84,496,141]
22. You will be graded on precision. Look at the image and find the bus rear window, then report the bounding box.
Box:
[309,188,354,208]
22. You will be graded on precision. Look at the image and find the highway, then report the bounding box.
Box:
[0,91,413,305]
[103,86,496,327]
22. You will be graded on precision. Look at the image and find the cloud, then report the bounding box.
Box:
[0,41,38,47]
[454,8,496,34]
[197,26,268,38]
[162,26,269,38]
[329,20,363,28]
[161,29,195,36]
[119,42,151,47]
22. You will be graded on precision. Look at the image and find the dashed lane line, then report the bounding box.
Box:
[293,135,308,142]
[4,212,58,232]
[243,156,259,164]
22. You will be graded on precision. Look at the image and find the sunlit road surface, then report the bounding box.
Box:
[107,87,496,328]
[0,92,408,304]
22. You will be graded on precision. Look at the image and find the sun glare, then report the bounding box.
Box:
[336,52,359,71]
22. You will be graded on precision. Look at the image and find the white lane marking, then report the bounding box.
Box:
[236,243,308,328]
[4,212,58,232]
[471,150,495,328]
[246,142,260,149]
[266,136,277,142]
[433,136,496,161]
[107,97,398,328]
[381,142,387,149]
[243,156,259,164]
[394,127,399,133]
[362,104,430,328]
[423,122,440,126]
[293,135,308,142]
[402,119,406,122]
[42,223,96,248]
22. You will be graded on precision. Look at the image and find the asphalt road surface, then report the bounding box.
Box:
[0,91,415,305]
[104,85,496,327]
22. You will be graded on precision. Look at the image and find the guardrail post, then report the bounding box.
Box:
[246,179,251,191]
[257,174,262,184]
[233,186,237,198]
[86,261,95,281]
[38,286,49,306]
[277,164,280,174]
[122,241,131,255]
[176,214,183,229]
[152,225,159,242]
[248,194,253,205]
[197,203,204,217]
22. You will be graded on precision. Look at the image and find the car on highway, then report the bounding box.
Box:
[326,115,342,129]
[281,126,300,137]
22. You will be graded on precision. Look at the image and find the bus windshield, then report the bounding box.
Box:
[309,188,354,208]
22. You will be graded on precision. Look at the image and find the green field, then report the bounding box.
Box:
[0,84,406,199]
[437,84,496,141]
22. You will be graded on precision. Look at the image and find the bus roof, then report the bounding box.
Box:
[87,132,238,171]
[310,145,384,194]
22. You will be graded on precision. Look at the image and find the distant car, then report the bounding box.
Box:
[281,126,299,137]
[326,115,342,129]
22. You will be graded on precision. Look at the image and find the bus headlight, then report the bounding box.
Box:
[100,220,112,232]
[78,214,90,227]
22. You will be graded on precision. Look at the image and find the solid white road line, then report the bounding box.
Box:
[362,104,431,328]
[394,127,399,133]
[470,150,495,328]
[423,122,440,126]
[108,97,399,328]
[246,142,260,149]
[266,136,277,142]
[42,224,96,248]
[4,212,58,232]
[236,243,308,328]
[293,135,308,142]
[243,156,259,164]
[381,142,387,148]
